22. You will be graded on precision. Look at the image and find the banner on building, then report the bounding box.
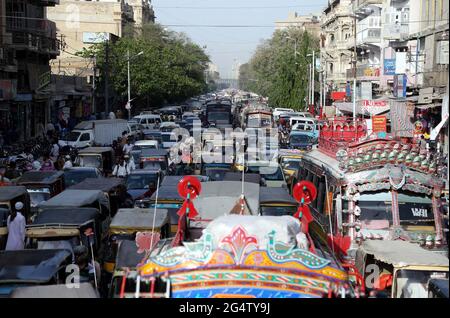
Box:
[360,82,373,100]
[331,91,346,101]
[393,74,407,98]
[395,52,408,74]
[384,59,396,75]
[0,80,17,101]
[372,115,387,133]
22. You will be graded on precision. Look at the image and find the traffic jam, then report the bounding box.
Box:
[0,90,448,298]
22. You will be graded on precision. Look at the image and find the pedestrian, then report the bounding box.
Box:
[122,138,134,155]
[120,131,128,147]
[124,154,136,172]
[74,245,101,286]
[63,155,73,169]
[112,157,129,178]
[40,154,55,171]
[50,139,60,161]
[5,202,26,250]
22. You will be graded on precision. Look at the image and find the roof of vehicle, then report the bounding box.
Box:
[110,208,169,231]
[10,283,99,298]
[149,175,208,201]
[135,140,158,146]
[140,149,168,157]
[358,241,449,268]
[28,207,99,227]
[68,178,124,192]
[222,172,261,184]
[160,122,179,128]
[38,190,108,208]
[78,147,113,154]
[0,186,28,202]
[115,240,144,269]
[133,114,161,118]
[259,187,298,205]
[74,119,128,130]
[129,169,160,175]
[16,171,64,185]
[195,181,260,217]
[0,249,72,284]
[63,167,101,173]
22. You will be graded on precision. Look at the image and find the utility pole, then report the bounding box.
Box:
[92,55,96,115]
[311,50,315,111]
[127,49,131,120]
[352,12,357,122]
[105,41,110,116]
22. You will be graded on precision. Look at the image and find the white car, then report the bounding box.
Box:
[273,108,295,120]
[131,114,161,130]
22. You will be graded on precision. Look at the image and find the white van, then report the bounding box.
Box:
[289,115,315,127]
[273,108,294,120]
[132,114,161,129]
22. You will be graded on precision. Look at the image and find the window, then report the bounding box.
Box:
[80,133,90,141]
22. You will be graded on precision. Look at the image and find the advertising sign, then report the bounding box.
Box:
[83,32,110,44]
[372,115,387,133]
[393,74,407,98]
[384,59,396,75]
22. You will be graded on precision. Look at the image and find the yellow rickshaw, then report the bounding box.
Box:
[278,149,303,188]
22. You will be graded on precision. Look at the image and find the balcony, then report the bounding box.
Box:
[355,0,383,11]
[356,15,381,45]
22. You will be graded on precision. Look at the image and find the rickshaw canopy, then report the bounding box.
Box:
[110,208,169,233]
[28,207,99,228]
[115,239,146,269]
[38,190,109,208]
[69,178,124,192]
[356,241,449,269]
[0,249,72,284]
[10,283,99,298]
[0,186,28,202]
[16,171,64,185]
[259,187,297,206]
[77,147,114,154]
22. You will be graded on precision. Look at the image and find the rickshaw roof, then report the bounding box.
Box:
[38,190,108,208]
[0,186,28,201]
[150,185,182,201]
[78,147,113,154]
[110,208,169,230]
[140,149,168,157]
[10,283,99,298]
[16,171,64,185]
[259,188,297,205]
[0,249,71,283]
[301,149,344,179]
[115,240,146,269]
[428,279,449,298]
[195,181,260,217]
[359,241,449,268]
[223,172,261,184]
[69,178,124,192]
[29,208,99,227]
[159,175,204,187]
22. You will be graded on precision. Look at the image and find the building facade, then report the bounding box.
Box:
[321,0,355,95]
[276,12,321,37]
[1,0,60,141]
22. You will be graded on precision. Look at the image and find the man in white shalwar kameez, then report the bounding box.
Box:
[6,202,26,250]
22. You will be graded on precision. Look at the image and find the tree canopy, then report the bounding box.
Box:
[239,28,320,111]
[79,23,210,110]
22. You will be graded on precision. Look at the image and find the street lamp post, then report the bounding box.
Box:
[127,50,144,120]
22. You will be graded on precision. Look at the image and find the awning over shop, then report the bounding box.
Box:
[334,100,390,116]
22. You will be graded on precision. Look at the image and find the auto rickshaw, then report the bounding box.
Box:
[139,149,169,173]
[76,147,115,175]
[427,278,449,298]
[136,175,207,235]
[0,249,72,297]
[10,283,99,298]
[103,208,169,277]
[201,163,232,181]
[278,149,303,188]
[355,240,449,298]
[69,178,125,217]
[259,187,298,216]
[15,171,65,216]
[26,207,102,255]
[0,208,8,250]
[0,186,31,221]
[109,239,171,298]
[38,189,111,240]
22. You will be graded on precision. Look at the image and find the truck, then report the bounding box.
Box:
[59,119,131,149]
[205,101,232,131]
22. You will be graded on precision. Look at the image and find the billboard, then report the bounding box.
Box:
[83,32,111,44]
[393,74,407,98]
[384,59,396,75]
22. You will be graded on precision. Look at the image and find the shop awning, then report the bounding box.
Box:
[334,101,390,116]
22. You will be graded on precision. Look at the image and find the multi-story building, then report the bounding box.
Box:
[276,12,321,38]
[321,0,354,95]
[1,0,60,141]
[46,0,155,122]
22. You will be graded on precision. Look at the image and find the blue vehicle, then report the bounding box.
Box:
[289,131,315,150]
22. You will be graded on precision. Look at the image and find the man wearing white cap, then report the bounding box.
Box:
[6,202,26,250]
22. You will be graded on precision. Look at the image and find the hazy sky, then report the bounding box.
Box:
[152,0,328,79]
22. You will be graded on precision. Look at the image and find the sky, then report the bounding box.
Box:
[152,0,328,79]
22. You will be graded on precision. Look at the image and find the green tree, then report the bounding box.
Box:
[238,27,320,111]
[79,23,210,110]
